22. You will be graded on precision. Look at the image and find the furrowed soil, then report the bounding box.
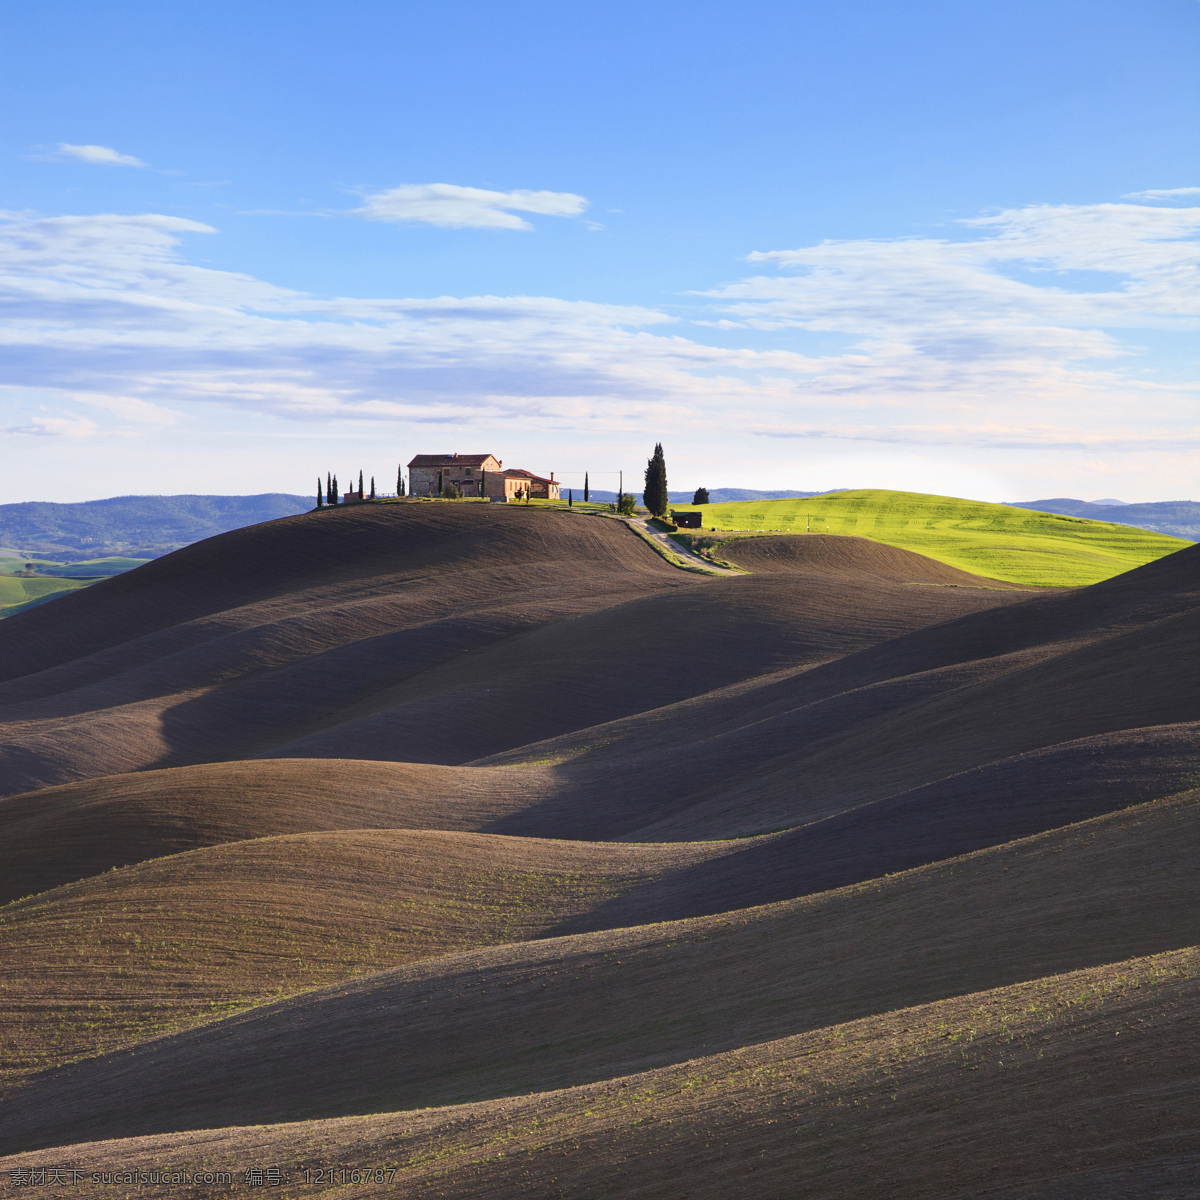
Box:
[0,499,1196,1197]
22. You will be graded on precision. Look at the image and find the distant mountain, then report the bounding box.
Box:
[0,494,311,560]
[1006,498,1199,542]
[575,488,838,504]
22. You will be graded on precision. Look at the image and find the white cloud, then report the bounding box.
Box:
[0,201,1195,476]
[700,202,1200,432]
[37,143,150,168]
[2,413,99,437]
[1122,186,1200,201]
[355,183,588,230]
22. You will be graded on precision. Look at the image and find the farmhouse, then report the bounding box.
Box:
[407,454,560,501]
[497,468,560,501]
[407,454,500,498]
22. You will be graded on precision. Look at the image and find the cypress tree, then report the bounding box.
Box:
[332,474,339,504]
[643,443,668,517]
[370,475,376,499]
[584,472,589,503]
[568,489,573,506]
[358,469,364,497]
[327,471,332,500]
[317,478,324,508]
[692,486,710,505]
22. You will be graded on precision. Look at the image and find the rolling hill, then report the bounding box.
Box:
[672,487,1190,585]
[0,497,1196,1197]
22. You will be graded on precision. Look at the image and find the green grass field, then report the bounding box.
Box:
[0,575,93,618]
[0,556,151,617]
[30,556,152,578]
[671,489,1191,586]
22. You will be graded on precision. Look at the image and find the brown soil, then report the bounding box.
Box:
[0,758,557,903]
[0,828,723,1090]
[0,505,1196,1192]
[4,789,1197,1152]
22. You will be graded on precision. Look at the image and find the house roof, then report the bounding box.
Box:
[503,469,556,485]
[407,454,499,468]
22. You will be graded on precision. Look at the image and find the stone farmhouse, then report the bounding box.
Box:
[407,454,560,501]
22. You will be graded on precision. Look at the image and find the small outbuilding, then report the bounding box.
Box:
[671,510,703,528]
[493,468,560,502]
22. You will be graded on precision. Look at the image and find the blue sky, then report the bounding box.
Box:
[2,0,1198,502]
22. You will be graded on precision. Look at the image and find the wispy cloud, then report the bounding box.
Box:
[1122,186,1200,202]
[32,143,150,168]
[701,202,1200,430]
[2,414,99,437]
[355,183,588,230]
[0,200,1196,462]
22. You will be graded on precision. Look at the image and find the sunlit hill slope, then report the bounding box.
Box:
[672,487,1189,585]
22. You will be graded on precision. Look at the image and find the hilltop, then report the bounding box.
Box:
[0,498,1196,1197]
[673,487,1189,585]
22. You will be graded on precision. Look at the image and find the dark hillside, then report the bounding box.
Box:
[0,503,681,686]
[258,565,1028,767]
[5,790,1196,1151]
[0,526,1029,797]
[2,504,1197,1190]
[0,759,555,903]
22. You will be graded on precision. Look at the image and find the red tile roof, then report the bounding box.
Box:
[503,469,556,485]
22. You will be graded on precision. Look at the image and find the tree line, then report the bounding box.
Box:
[316,465,407,507]
[312,448,709,512]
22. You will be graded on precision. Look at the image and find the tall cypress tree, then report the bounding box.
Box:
[370,475,376,499]
[358,469,364,497]
[317,478,324,508]
[332,474,339,505]
[568,489,573,507]
[584,472,589,502]
[327,471,332,500]
[643,443,668,517]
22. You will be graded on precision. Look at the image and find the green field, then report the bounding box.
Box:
[671,489,1191,586]
[0,574,93,618]
[29,556,152,579]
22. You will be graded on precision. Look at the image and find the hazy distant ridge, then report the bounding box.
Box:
[1007,498,1199,541]
[0,494,311,559]
[2,491,1192,562]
